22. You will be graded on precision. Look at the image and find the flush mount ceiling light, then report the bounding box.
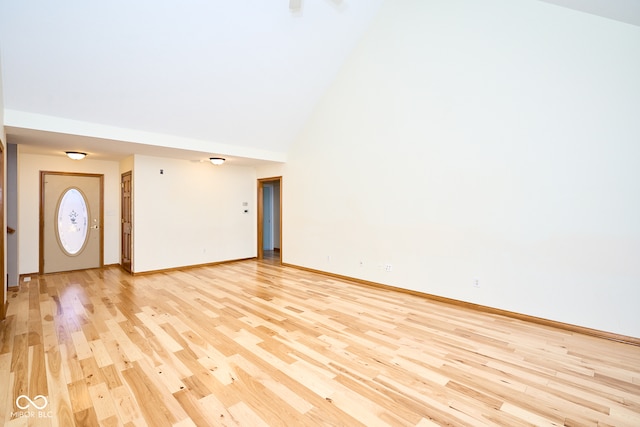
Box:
[290,0,343,13]
[66,151,87,160]
[210,157,226,166]
[289,0,302,11]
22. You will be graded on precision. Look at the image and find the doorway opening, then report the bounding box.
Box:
[257,177,282,263]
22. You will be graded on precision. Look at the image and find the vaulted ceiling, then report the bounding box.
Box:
[1,0,385,163]
[1,0,638,164]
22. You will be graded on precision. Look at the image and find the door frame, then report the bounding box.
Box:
[121,171,132,273]
[39,171,105,274]
[257,176,282,261]
[0,145,5,319]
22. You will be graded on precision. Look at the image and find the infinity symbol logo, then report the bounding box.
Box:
[16,395,49,410]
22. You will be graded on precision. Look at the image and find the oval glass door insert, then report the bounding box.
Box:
[56,188,89,255]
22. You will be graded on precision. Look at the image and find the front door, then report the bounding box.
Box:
[40,172,104,274]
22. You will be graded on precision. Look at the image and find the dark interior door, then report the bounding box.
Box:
[121,171,132,273]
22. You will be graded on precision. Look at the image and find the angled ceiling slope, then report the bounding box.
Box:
[539,0,640,27]
[0,0,384,162]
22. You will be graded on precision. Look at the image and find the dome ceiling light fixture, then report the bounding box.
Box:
[290,0,344,13]
[210,157,226,166]
[66,151,87,160]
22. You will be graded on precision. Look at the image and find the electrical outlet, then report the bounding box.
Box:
[384,264,393,272]
[474,279,480,288]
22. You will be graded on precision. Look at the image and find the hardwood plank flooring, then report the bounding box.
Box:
[1,261,639,426]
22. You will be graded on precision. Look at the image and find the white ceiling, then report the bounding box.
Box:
[6,127,277,166]
[1,0,638,164]
[0,0,385,163]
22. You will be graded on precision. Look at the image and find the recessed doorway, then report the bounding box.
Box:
[257,177,282,263]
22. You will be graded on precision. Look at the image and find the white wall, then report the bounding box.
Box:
[256,164,284,180]
[283,0,640,337]
[18,152,121,273]
[132,155,256,273]
[120,155,134,175]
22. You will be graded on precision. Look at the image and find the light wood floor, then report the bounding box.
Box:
[1,260,639,426]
